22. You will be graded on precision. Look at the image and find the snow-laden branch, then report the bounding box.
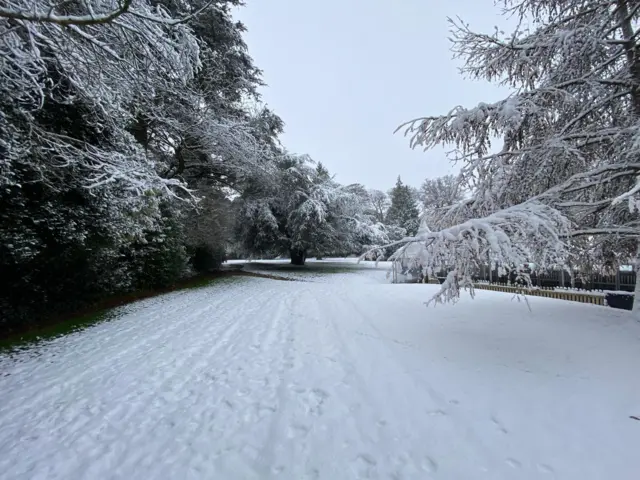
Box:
[0,0,133,25]
[570,228,640,237]
[426,270,476,307]
[392,0,640,309]
[127,0,216,26]
[0,0,215,26]
[361,201,570,303]
[0,0,218,197]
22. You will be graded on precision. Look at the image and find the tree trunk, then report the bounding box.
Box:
[290,249,307,266]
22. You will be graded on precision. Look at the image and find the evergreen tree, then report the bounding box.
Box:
[385,177,420,236]
[315,162,331,181]
[237,157,388,265]
[0,0,286,334]
[419,175,465,230]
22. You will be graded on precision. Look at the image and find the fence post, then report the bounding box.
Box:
[560,269,565,288]
[615,269,620,291]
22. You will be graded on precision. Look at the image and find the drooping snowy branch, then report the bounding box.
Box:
[394,0,640,297]
[361,200,570,302]
[0,0,205,193]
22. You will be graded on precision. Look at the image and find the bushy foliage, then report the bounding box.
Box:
[0,0,281,333]
[237,156,388,264]
[386,177,420,236]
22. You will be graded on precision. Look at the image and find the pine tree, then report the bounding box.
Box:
[315,162,331,181]
[385,177,420,236]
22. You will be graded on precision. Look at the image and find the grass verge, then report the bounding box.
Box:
[0,267,315,352]
[0,273,242,352]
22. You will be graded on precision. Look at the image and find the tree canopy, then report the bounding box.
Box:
[393,0,640,308]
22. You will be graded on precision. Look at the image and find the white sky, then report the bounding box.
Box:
[234,0,512,191]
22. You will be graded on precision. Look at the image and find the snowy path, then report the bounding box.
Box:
[1,269,639,479]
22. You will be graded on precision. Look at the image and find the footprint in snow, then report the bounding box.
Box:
[536,463,555,474]
[421,455,439,473]
[491,415,509,434]
[287,423,310,439]
[255,403,277,419]
[304,468,320,480]
[506,458,522,469]
[288,383,305,394]
[427,409,447,417]
[236,388,250,397]
[307,388,329,416]
[353,454,377,478]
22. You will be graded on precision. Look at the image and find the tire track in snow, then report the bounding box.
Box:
[254,292,297,476]
[1,288,239,415]
[114,284,291,479]
[1,286,247,476]
[0,284,240,422]
[271,286,382,479]
[0,279,297,479]
[316,288,422,478]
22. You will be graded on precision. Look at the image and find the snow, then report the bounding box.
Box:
[1,266,639,479]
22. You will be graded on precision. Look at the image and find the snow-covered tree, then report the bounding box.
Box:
[386,176,421,236]
[367,189,391,223]
[0,0,285,333]
[419,174,465,229]
[329,183,390,257]
[392,0,640,310]
[237,156,388,265]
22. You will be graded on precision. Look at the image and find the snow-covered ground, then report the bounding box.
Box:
[1,265,639,479]
[229,258,392,282]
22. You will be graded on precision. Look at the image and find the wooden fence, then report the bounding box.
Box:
[426,280,606,306]
[472,283,605,306]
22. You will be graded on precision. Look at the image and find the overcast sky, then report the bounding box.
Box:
[234,0,512,191]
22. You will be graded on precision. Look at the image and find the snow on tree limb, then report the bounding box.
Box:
[0,0,206,196]
[0,0,133,26]
[426,270,475,307]
[393,0,640,295]
[361,200,570,303]
[0,0,215,26]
